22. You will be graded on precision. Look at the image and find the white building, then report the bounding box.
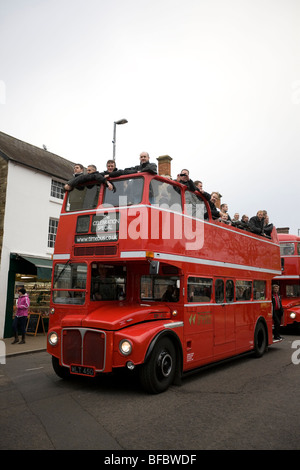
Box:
[0,131,74,338]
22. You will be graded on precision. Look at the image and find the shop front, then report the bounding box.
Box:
[4,253,52,338]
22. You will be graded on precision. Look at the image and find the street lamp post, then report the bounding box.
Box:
[112,119,128,162]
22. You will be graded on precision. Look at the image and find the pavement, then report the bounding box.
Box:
[2,333,47,358]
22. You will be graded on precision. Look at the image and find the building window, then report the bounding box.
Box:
[48,218,58,248]
[51,180,65,200]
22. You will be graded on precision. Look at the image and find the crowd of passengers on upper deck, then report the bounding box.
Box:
[64,152,273,238]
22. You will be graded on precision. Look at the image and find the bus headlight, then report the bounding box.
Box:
[48,331,59,346]
[119,339,132,356]
[290,312,296,319]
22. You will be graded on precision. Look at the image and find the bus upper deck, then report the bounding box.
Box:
[54,173,280,275]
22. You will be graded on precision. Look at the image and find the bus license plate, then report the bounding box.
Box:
[70,364,95,377]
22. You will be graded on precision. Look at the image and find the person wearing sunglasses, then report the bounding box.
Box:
[177,169,197,191]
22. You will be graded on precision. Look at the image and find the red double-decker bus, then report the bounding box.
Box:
[273,233,300,329]
[47,172,281,393]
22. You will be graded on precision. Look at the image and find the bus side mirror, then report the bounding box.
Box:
[281,258,284,271]
[149,260,160,275]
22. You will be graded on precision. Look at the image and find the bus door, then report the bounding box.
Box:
[214,278,235,352]
[185,276,214,367]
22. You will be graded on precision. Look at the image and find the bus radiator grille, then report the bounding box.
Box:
[62,328,106,371]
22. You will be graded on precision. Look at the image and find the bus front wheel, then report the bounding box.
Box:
[139,337,176,394]
[52,356,70,379]
[253,321,267,358]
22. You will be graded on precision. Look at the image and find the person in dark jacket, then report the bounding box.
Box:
[177,169,198,191]
[194,180,211,202]
[129,152,157,174]
[209,192,222,219]
[108,152,157,177]
[64,163,84,190]
[232,214,251,231]
[104,160,117,174]
[263,213,274,237]
[249,210,273,237]
[65,164,113,191]
[100,160,123,178]
[272,284,284,340]
[73,163,84,176]
[249,211,265,235]
[220,203,231,221]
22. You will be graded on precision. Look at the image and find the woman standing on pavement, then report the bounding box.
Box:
[11,288,30,344]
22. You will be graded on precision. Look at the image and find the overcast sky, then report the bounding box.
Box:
[1,0,300,235]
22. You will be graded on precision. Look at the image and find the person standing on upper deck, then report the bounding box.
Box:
[177,169,197,191]
[134,152,157,174]
[65,164,113,191]
[73,163,84,176]
[130,152,158,174]
[194,180,211,201]
[220,203,231,221]
[249,210,271,236]
[101,159,123,178]
[64,164,84,190]
[110,152,157,176]
[209,192,222,219]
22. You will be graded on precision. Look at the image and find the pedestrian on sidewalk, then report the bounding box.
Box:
[12,288,30,344]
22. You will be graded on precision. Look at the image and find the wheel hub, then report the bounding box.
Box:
[158,351,172,378]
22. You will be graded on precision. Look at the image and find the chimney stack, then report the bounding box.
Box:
[157,155,172,178]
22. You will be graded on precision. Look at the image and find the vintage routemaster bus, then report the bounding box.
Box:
[273,233,300,328]
[47,172,281,393]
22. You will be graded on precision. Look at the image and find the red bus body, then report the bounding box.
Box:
[273,233,300,328]
[47,173,281,393]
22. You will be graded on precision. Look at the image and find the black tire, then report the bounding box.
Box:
[253,321,267,358]
[52,356,70,379]
[139,337,176,394]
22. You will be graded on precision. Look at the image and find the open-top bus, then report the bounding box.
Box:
[47,172,281,393]
[273,233,300,329]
